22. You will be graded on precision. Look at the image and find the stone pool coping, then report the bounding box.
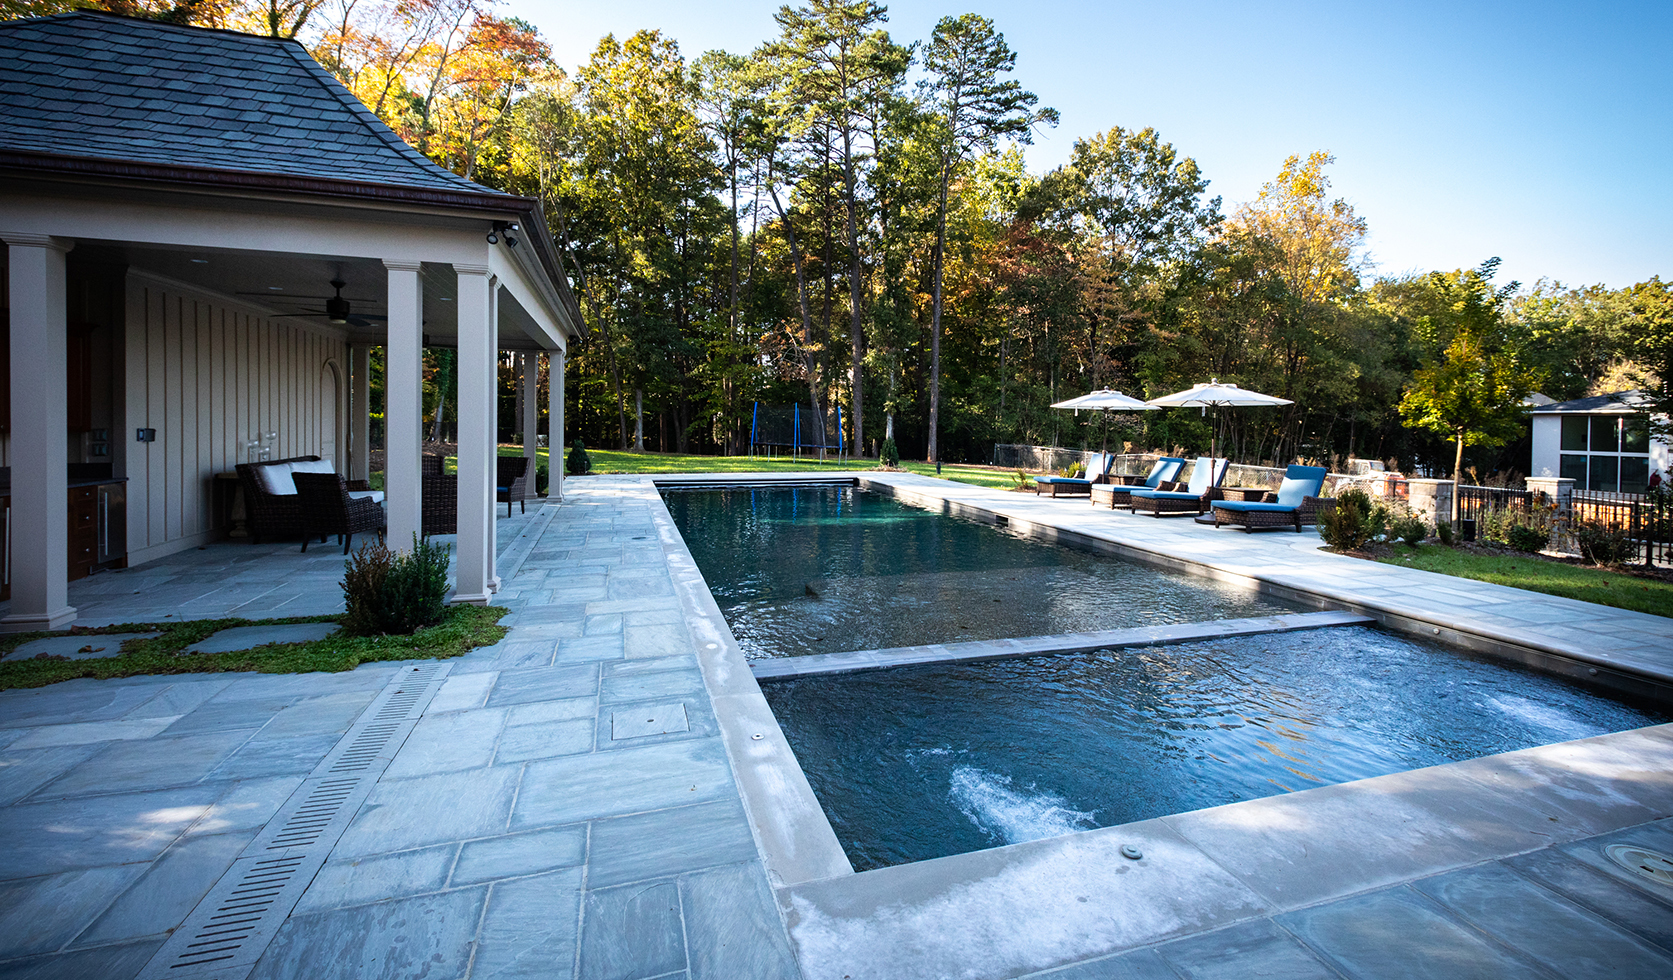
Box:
[636,471,1673,977]
[749,610,1374,679]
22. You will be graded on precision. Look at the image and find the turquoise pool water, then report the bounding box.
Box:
[663,485,1297,659]
[760,627,1669,870]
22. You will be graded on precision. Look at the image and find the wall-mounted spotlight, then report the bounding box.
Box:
[490,221,520,248]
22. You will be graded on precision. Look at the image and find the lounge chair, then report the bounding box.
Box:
[1129,456,1228,517]
[1090,456,1186,510]
[1209,464,1334,532]
[1034,452,1112,497]
[294,472,386,554]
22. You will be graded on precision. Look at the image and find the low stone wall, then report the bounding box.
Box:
[1107,454,1356,494]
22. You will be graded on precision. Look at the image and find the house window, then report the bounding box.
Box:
[1562,415,1652,492]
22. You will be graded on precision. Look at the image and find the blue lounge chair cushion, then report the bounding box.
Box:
[1211,500,1298,513]
[1130,488,1203,501]
[1143,456,1187,487]
[1036,476,1092,486]
[1273,465,1327,507]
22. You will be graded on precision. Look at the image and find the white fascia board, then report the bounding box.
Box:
[0,184,493,268]
[490,244,569,351]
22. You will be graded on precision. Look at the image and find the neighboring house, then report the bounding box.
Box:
[0,11,584,630]
[1528,391,1669,493]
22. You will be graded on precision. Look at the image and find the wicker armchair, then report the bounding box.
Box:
[293,472,385,554]
[236,455,323,543]
[422,475,457,536]
[497,457,532,515]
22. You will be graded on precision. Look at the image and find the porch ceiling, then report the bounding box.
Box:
[73,240,555,352]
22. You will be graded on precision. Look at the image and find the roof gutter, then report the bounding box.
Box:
[0,148,586,340]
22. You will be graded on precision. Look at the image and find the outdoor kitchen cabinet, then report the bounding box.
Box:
[68,476,126,582]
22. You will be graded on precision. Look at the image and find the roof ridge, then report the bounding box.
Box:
[1,9,300,46]
[272,41,503,194]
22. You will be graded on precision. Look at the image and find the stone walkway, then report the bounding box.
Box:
[0,472,1670,980]
[0,489,796,979]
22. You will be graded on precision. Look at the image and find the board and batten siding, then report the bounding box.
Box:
[123,272,348,565]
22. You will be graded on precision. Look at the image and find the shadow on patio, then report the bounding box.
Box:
[0,503,550,628]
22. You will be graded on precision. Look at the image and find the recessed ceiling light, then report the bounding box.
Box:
[268,286,283,290]
[190,258,208,264]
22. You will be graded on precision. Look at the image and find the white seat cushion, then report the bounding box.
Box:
[347,490,384,505]
[253,461,297,496]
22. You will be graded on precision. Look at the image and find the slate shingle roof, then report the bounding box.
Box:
[0,11,505,196]
[1527,391,1650,414]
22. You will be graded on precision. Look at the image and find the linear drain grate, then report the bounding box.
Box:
[135,662,451,980]
[1605,843,1673,889]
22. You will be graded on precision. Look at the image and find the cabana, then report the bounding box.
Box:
[0,12,584,630]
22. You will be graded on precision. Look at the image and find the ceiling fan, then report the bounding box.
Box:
[241,279,388,327]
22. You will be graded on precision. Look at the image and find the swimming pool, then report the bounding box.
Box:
[760,626,1669,870]
[664,485,1298,659]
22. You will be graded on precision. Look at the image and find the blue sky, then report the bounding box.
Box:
[517,0,1669,289]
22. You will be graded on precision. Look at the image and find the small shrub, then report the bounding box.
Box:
[1320,488,1385,551]
[1437,520,1455,546]
[880,437,900,467]
[1505,524,1550,553]
[1575,518,1634,566]
[1011,469,1033,490]
[341,536,452,636]
[1388,510,1430,547]
[566,438,592,475]
[535,462,549,495]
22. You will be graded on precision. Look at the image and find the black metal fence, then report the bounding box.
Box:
[1453,483,1673,566]
[1571,489,1673,567]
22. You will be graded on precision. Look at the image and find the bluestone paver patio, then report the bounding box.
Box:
[0,473,1669,980]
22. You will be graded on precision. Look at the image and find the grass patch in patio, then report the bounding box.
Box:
[1375,544,1673,618]
[0,605,508,690]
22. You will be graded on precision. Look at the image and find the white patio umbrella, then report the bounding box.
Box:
[1050,388,1158,453]
[1146,379,1293,461]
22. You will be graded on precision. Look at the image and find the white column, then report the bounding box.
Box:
[452,264,494,604]
[521,351,538,480]
[349,344,371,483]
[487,289,501,592]
[3,234,76,631]
[550,349,565,501]
[383,260,424,549]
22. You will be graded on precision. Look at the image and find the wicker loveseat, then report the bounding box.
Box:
[237,456,374,543]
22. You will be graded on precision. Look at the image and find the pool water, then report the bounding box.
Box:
[760,626,1669,871]
[663,485,1297,659]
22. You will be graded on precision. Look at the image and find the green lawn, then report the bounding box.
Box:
[491,446,1026,490]
[0,606,508,690]
[1375,544,1673,618]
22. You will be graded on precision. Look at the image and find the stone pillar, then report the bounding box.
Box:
[453,264,494,604]
[2,234,76,631]
[349,344,371,483]
[1525,476,1575,515]
[383,260,424,549]
[521,351,538,480]
[1407,478,1455,526]
[551,350,565,501]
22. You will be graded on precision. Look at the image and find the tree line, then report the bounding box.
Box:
[12,0,1673,478]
